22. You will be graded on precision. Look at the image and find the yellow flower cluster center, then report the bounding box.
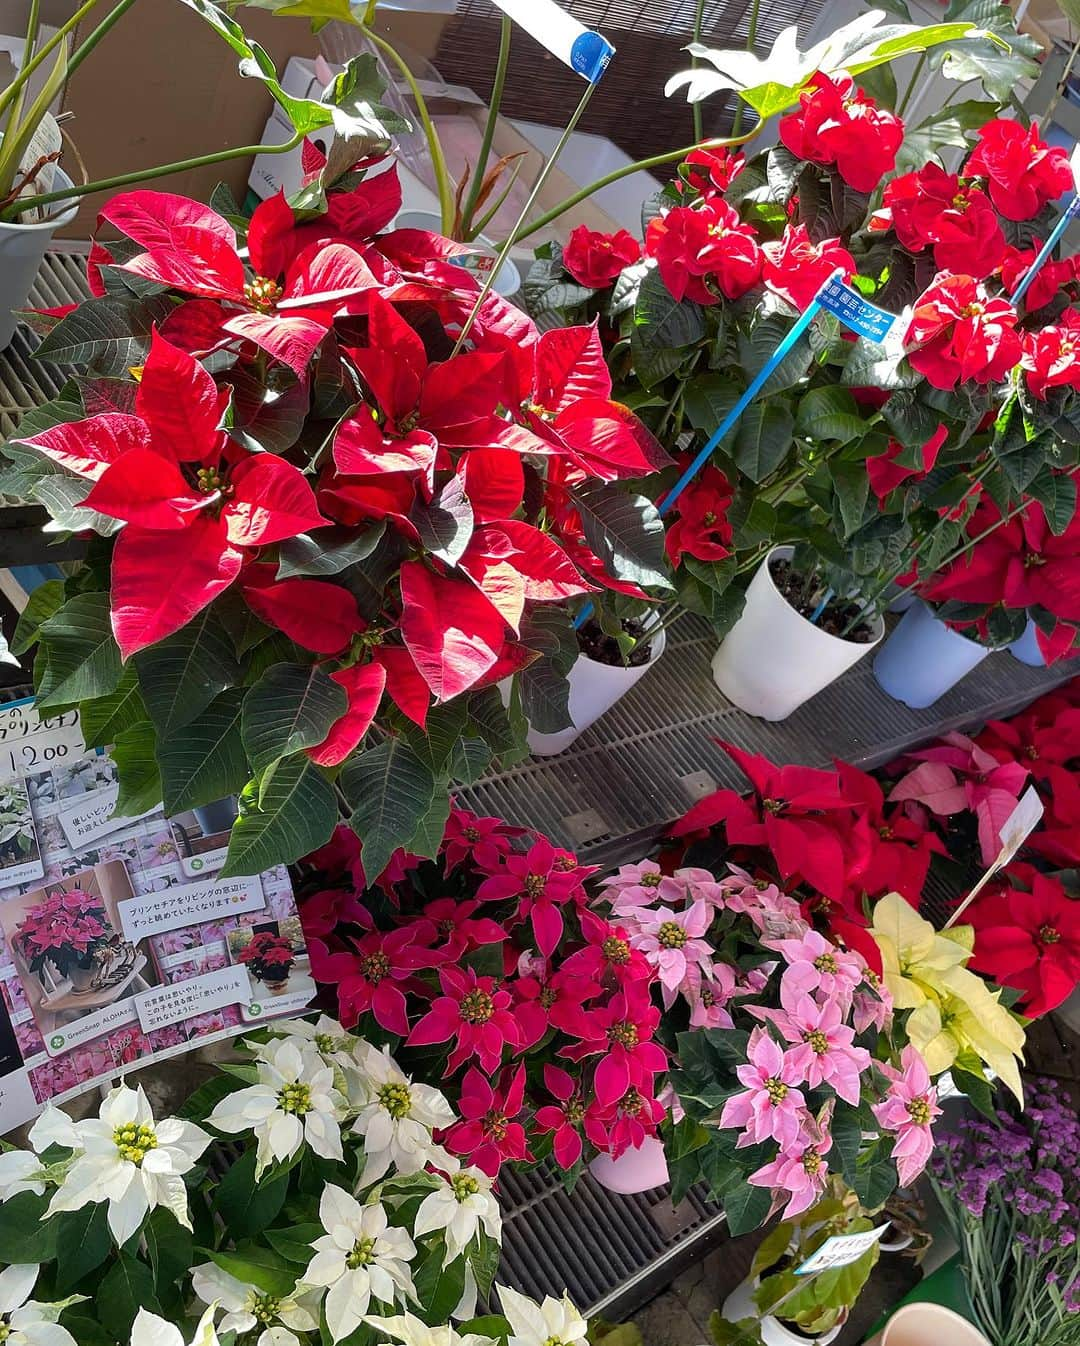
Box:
[113,1122,158,1164]
[657,921,688,949]
[378,1082,412,1119]
[277,1082,312,1116]
[347,1236,377,1269]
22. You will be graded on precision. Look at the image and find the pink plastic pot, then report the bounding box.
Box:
[588,1135,669,1193]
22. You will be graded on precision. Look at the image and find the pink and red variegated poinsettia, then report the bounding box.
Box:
[300,808,667,1177]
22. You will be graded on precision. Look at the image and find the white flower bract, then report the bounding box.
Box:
[414,1161,501,1262]
[0,1265,77,1346]
[130,1305,220,1346]
[301,1185,416,1344]
[208,1038,345,1177]
[364,1312,491,1346]
[191,1261,320,1346]
[496,1285,588,1346]
[352,1044,455,1185]
[0,1151,46,1202]
[39,1084,210,1245]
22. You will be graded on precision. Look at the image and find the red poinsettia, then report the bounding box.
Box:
[970,864,1080,1016]
[867,424,948,501]
[681,144,746,195]
[645,198,761,304]
[421,898,507,961]
[534,1064,589,1167]
[1022,308,1080,400]
[443,1064,533,1176]
[904,274,1022,390]
[406,964,522,1074]
[99,190,380,375]
[441,807,522,873]
[978,695,1080,779]
[761,224,855,312]
[560,979,666,1107]
[881,163,1006,280]
[562,908,654,986]
[20,329,326,657]
[1002,242,1078,313]
[476,836,595,957]
[514,965,599,1048]
[586,1084,666,1160]
[310,925,443,1036]
[562,225,641,288]
[965,119,1074,221]
[662,463,734,565]
[778,71,903,193]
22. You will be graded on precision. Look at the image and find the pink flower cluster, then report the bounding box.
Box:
[14,889,109,961]
[303,810,668,1176]
[600,861,939,1216]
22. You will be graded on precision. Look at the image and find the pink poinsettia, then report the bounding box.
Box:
[763,929,864,1007]
[888,730,1029,866]
[626,900,714,1007]
[748,1126,833,1218]
[310,925,441,1036]
[719,1027,807,1148]
[871,1045,942,1186]
[443,1064,532,1176]
[406,965,522,1074]
[751,984,870,1105]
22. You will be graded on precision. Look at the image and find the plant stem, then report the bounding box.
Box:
[897,51,926,119]
[513,126,760,244]
[690,0,707,144]
[65,0,136,79]
[459,12,511,238]
[361,24,455,235]
[0,0,104,118]
[731,0,761,138]
[0,0,39,169]
[3,128,305,219]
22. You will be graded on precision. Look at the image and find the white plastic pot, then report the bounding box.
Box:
[588,1135,669,1194]
[0,167,78,351]
[722,1272,844,1346]
[1008,618,1045,667]
[873,601,991,709]
[865,1303,990,1346]
[527,622,666,757]
[394,208,521,297]
[710,546,883,721]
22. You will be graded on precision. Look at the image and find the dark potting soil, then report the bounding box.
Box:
[578,617,655,668]
[770,558,876,645]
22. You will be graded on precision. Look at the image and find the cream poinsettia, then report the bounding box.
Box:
[871,893,1025,1102]
[364,1313,492,1346]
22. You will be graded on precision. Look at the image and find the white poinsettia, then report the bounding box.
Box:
[191,1261,321,1346]
[302,1185,416,1344]
[130,1305,220,1346]
[208,1038,345,1177]
[36,1084,210,1245]
[352,1043,455,1185]
[0,1150,46,1201]
[263,1015,356,1060]
[414,1160,501,1261]
[365,1312,491,1346]
[497,1285,588,1346]
[0,1264,77,1346]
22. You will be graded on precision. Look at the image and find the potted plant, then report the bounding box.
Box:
[237,930,296,992]
[13,887,111,990]
[301,809,668,1188]
[714,1179,883,1345]
[0,780,39,868]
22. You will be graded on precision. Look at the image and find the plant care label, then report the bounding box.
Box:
[118,875,265,942]
[0,696,313,1133]
[817,276,896,343]
[489,0,615,82]
[135,966,249,1035]
[997,786,1044,868]
[794,1224,891,1275]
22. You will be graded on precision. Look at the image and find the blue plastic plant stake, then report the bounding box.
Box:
[489,0,614,82]
[1012,195,1080,305]
[809,588,833,624]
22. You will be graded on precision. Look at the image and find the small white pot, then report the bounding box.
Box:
[866,1303,990,1346]
[588,1135,669,1194]
[711,546,883,721]
[1007,618,1045,667]
[0,167,78,351]
[393,208,521,297]
[873,601,990,709]
[722,1272,844,1346]
[527,622,666,757]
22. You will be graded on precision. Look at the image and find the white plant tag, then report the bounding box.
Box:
[794,1225,890,1276]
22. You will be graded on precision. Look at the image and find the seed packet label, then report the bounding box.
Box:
[794,1225,891,1275]
[118,876,265,942]
[57,786,158,854]
[817,276,896,343]
[996,786,1044,867]
[490,0,615,81]
[0,695,310,1132]
[136,966,249,1034]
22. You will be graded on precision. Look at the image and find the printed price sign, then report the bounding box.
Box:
[818,276,896,342]
[794,1225,890,1276]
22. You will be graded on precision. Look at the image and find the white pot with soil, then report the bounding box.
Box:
[588,1135,669,1194]
[873,601,991,709]
[710,546,883,721]
[527,615,666,757]
[0,167,79,351]
[394,209,521,297]
[722,1271,846,1346]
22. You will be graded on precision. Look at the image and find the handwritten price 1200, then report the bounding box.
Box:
[1,737,72,779]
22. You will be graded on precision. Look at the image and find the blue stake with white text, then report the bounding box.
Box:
[1012,195,1080,305]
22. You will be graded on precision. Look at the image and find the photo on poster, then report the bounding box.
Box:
[227,912,315,1018]
[168,800,237,877]
[0,778,45,889]
[0,862,158,1050]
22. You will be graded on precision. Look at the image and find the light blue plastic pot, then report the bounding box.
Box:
[1007,618,1045,667]
[873,601,991,709]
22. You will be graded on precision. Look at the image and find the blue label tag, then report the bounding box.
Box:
[570,30,615,83]
[817,277,896,343]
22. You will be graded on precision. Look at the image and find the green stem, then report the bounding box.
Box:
[514,126,761,244]
[459,12,511,237]
[0,0,105,118]
[2,128,305,219]
[731,0,761,138]
[897,51,926,119]
[65,0,136,78]
[361,25,454,235]
[0,0,39,164]
[691,0,707,144]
